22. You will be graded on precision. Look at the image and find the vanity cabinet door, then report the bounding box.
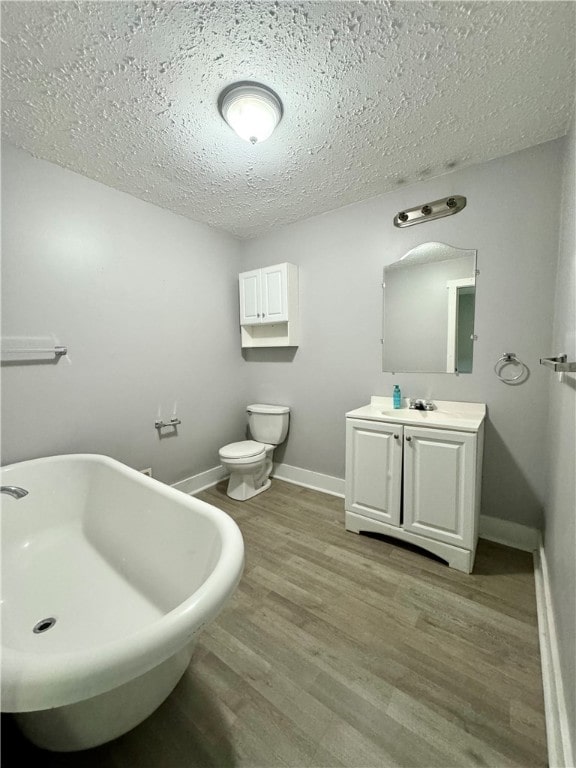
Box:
[403,426,476,549]
[345,419,402,526]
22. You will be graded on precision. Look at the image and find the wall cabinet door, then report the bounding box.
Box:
[403,426,476,549]
[239,264,290,326]
[239,270,262,325]
[261,264,288,324]
[345,418,402,526]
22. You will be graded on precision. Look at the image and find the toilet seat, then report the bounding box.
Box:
[219,440,265,461]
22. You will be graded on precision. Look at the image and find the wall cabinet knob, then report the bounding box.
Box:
[406,436,412,442]
[394,434,399,439]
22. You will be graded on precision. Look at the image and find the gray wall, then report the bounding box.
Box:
[240,140,564,529]
[545,117,576,755]
[1,143,247,485]
[0,140,566,531]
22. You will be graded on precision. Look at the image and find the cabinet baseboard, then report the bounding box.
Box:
[345,509,474,573]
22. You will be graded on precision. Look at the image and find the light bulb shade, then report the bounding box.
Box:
[219,82,282,144]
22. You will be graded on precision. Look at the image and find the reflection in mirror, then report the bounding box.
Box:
[382,242,477,374]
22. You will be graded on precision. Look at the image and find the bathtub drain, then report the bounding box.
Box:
[33,617,57,634]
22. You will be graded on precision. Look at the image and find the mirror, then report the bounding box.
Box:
[382,242,477,373]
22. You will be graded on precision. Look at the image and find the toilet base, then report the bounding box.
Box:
[226,475,272,501]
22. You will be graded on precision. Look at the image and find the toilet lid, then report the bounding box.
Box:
[247,403,290,414]
[220,440,265,460]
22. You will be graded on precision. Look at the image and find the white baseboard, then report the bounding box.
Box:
[174,463,539,554]
[534,541,575,768]
[172,465,227,495]
[273,464,541,552]
[272,462,345,497]
[478,514,540,552]
[171,463,346,498]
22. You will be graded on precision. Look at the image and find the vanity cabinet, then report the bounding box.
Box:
[239,262,298,348]
[345,397,485,573]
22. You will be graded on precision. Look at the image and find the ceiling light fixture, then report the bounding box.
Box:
[218,82,283,144]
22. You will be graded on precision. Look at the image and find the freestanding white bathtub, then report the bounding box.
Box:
[0,454,244,751]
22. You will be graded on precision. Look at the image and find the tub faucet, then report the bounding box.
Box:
[1,486,29,499]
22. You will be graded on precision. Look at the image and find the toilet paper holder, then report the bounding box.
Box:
[155,417,181,430]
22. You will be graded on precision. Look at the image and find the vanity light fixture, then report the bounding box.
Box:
[218,82,283,144]
[394,195,467,227]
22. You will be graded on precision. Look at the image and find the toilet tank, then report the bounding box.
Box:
[247,404,290,445]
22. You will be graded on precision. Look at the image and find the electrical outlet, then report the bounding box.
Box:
[140,467,152,477]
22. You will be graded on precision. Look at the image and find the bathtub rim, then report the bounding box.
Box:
[1,453,244,713]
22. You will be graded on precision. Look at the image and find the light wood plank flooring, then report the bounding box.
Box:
[1,480,547,767]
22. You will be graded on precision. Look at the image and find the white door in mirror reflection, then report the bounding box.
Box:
[382,242,477,374]
[446,278,475,373]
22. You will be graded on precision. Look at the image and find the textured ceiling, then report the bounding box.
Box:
[1,1,575,238]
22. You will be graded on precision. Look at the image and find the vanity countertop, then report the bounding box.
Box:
[347,396,486,432]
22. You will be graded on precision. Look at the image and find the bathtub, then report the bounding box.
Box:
[0,454,244,751]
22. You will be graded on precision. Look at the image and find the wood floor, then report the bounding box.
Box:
[1,480,547,767]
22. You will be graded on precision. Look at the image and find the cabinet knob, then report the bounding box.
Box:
[405,436,412,442]
[394,434,399,439]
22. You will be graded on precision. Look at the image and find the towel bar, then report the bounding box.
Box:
[539,354,576,373]
[1,343,67,360]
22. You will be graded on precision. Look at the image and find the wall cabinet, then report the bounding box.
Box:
[345,398,485,573]
[239,262,298,347]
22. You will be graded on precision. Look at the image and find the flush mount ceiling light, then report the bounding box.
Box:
[218,82,283,144]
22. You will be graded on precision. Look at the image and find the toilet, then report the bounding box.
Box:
[219,404,290,501]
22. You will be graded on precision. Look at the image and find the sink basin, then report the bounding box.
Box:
[346,397,486,432]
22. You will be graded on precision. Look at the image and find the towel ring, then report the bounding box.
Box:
[494,352,527,384]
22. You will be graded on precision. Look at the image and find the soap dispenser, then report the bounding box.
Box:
[393,384,402,409]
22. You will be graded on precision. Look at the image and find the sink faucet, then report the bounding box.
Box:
[1,486,29,499]
[409,399,435,411]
